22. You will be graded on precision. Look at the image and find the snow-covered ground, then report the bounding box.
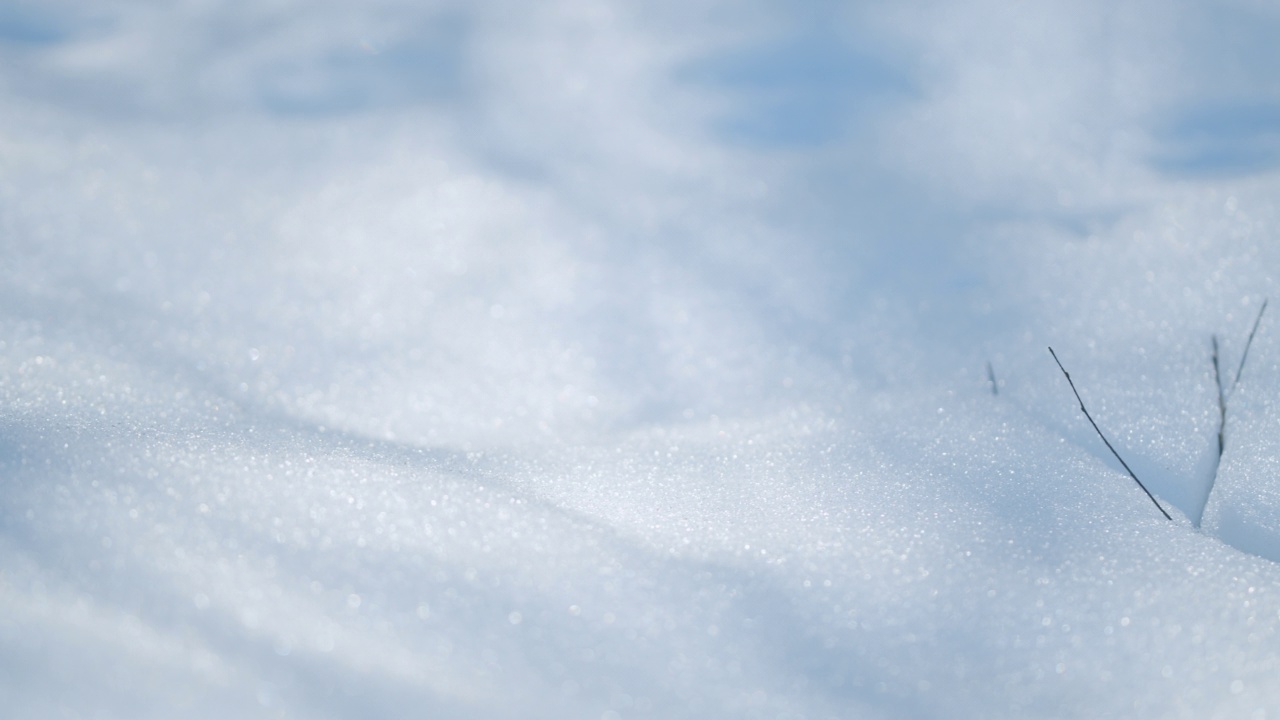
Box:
[3,1,1280,717]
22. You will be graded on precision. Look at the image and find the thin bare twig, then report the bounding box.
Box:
[986,361,998,396]
[1049,347,1172,521]
[1230,299,1268,395]
[1214,300,1268,459]
[1212,334,1226,457]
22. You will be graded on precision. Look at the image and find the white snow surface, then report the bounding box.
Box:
[3,1,1280,718]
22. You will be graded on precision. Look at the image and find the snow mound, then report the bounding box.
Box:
[4,1,1280,718]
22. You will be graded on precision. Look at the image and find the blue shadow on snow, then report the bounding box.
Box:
[256,14,468,116]
[0,2,72,45]
[1151,102,1280,177]
[679,30,913,148]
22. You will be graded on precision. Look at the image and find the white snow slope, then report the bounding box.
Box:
[4,1,1280,718]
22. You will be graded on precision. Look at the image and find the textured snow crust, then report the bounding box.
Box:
[4,1,1280,718]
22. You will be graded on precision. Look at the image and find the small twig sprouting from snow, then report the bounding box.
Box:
[1048,347,1173,521]
[1230,299,1268,396]
[1213,299,1268,460]
[986,361,998,396]
[1212,335,1226,457]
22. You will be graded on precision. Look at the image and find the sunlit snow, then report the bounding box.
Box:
[3,1,1280,718]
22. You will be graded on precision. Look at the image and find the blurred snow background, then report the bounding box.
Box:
[3,0,1280,718]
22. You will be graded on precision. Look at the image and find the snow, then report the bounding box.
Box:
[3,1,1280,718]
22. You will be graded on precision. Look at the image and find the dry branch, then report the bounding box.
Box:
[1049,347,1172,521]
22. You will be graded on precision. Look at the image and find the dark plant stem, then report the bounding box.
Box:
[1049,347,1173,521]
[1212,334,1226,457]
[1231,299,1268,395]
[1201,299,1268,525]
[987,361,998,396]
